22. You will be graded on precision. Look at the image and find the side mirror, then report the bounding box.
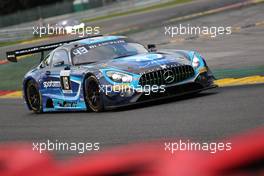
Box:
[39,61,48,69]
[39,62,44,68]
[147,44,157,52]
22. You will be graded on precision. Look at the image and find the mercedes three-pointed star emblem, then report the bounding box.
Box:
[163,70,175,84]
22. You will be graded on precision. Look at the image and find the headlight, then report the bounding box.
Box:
[106,71,133,83]
[192,54,200,68]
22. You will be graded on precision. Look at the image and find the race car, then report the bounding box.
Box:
[6,35,217,113]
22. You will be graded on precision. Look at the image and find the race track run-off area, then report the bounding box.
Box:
[0,0,263,158]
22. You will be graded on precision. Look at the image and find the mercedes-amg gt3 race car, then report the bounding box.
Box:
[7,35,217,113]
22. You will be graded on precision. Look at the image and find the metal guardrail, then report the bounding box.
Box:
[0,1,73,28]
[0,27,33,42]
[0,0,169,43]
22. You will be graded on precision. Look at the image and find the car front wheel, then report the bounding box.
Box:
[84,76,104,112]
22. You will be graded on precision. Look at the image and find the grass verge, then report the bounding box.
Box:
[213,66,264,79]
[0,40,25,48]
[0,54,40,90]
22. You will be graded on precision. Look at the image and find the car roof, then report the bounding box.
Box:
[72,35,126,45]
[57,35,128,51]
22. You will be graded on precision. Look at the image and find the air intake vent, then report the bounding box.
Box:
[139,65,195,86]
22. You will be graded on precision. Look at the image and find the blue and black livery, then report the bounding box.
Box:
[6,35,217,113]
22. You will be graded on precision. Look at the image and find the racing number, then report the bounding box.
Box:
[61,76,71,90]
[60,70,72,93]
[72,47,89,56]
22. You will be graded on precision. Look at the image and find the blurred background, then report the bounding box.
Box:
[0,0,263,166]
[0,0,122,27]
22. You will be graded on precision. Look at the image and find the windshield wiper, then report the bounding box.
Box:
[113,54,135,59]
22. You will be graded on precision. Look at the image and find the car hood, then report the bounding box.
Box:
[100,52,192,74]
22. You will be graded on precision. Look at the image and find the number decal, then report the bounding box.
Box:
[72,47,89,56]
[61,76,71,90]
[60,70,72,93]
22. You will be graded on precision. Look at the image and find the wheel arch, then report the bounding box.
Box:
[82,72,104,112]
[82,72,96,91]
[82,73,96,108]
[23,78,38,110]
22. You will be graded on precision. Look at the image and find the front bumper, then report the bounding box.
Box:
[102,71,217,110]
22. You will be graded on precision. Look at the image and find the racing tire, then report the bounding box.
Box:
[84,76,104,112]
[26,80,43,113]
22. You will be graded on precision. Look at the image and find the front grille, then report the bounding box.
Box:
[139,65,195,86]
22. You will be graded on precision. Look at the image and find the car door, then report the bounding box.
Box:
[39,53,60,91]
[49,49,72,95]
[41,49,82,108]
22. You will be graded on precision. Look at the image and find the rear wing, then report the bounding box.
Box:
[6,35,102,62]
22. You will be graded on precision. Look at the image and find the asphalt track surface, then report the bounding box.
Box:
[0,84,263,157]
[0,2,264,158]
[130,2,264,70]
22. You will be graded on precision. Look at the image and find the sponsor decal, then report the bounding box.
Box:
[88,40,125,49]
[43,81,61,88]
[58,101,78,107]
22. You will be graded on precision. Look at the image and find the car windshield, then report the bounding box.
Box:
[71,39,148,65]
